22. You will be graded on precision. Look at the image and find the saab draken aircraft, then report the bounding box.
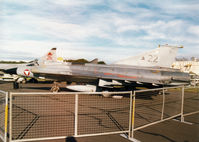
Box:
[0,45,190,92]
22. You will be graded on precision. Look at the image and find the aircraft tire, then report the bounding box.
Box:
[13,82,19,89]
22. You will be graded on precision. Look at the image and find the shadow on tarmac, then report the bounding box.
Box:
[66,136,77,142]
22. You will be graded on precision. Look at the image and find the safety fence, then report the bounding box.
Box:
[183,87,199,120]
[132,87,183,134]
[0,86,198,142]
[0,90,8,142]
[9,91,132,142]
[131,86,199,140]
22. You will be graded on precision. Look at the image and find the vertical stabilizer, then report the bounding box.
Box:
[115,45,183,68]
[38,48,57,64]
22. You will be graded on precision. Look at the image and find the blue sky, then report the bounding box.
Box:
[0,0,199,63]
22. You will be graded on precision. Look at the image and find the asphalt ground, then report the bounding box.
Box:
[0,82,199,142]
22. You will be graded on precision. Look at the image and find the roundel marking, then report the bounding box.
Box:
[24,69,30,76]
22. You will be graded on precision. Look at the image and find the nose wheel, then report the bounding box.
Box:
[13,77,25,89]
[13,81,19,89]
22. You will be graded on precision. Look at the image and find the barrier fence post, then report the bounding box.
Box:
[161,88,165,120]
[4,92,8,142]
[74,94,78,137]
[131,91,136,138]
[181,86,185,122]
[128,91,133,138]
[9,92,12,142]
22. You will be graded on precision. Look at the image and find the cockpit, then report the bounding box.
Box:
[26,59,39,66]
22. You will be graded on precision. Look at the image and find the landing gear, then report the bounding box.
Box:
[13,81,19,89]
[50,82,60,92]
[125,85,135,91]
[13,77,25,89]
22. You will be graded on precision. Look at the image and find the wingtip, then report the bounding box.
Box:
[159,44,184,48]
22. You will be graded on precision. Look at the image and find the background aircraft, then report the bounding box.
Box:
[172,60,199,86]
[172,60,199,75]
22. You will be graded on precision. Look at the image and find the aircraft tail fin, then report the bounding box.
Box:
[38,48,57,64]
[115,44,183,68]
[90,58,98,64]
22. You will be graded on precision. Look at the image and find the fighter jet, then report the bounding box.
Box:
[3,45,188,92]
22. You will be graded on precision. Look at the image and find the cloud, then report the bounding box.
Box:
[0,0,199,62]
[52,0,103,7]
[188,26,199,36]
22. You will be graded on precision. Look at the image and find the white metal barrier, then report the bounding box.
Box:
[0,90,8,142]
[0,86,198,142]
[183,86,199,119]
[9,91,132,142]
[130,86,184,139]
[128,86,199,141]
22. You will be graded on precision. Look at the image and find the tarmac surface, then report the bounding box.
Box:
[0,82,199,142]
